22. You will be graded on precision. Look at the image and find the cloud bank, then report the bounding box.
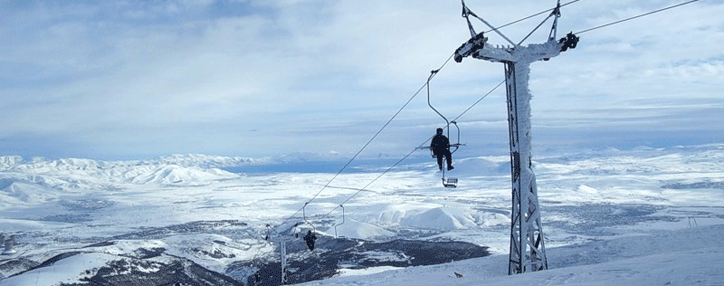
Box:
[1,0,722,160]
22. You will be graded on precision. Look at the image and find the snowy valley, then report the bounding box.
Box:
[1,144,723,285]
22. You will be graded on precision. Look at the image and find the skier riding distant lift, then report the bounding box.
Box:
[303,230,317,251]
[431,128,454,171]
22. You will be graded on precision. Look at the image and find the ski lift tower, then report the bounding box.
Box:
[453,0,579,275]
[265,224,293,285]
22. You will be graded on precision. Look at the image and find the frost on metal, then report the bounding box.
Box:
[455,35,566,274]
[472,39,562,64]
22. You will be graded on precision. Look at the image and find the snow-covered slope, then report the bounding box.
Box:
[400,207,478,231]
[0,179,61,207]
[321,218,394,239]
[1,144,723,285]
[301,224,724,286]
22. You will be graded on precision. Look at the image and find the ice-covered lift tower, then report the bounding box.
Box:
[454,0,579,275]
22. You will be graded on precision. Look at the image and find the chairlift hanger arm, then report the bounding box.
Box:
[301,203,319,251]
[303,202,315,233]
[334,205,345,238]
[450,121,462,153]
[427,70,449,131]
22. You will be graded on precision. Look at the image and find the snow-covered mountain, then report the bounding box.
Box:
[1,144,723,285]
[153,154,262,168]
[0,154,260,172]
[0,155,239,191]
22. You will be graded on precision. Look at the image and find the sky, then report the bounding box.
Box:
[1,0,723,161]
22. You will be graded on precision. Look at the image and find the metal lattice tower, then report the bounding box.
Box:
[454,0,578,275]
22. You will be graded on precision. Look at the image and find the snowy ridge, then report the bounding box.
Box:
[270,151,346,163]
[321,218,394,240]
[153,154,261,168]
[400,207,477,231]
[450,156,511,176]
[0,156,23,170]
[122,165,229,185]
[0,151,353,172]
[0,156,242,206]
[0,154,261,173]
[0,179,58,205]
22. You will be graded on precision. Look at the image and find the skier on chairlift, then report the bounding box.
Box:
[303,230,317,251]
[431,128,454,171]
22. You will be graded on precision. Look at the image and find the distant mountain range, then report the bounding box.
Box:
[0,151,412,170]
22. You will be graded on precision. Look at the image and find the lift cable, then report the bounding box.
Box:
[265,0,589,234]
[484,0,583,34]
[320,79,506,221]
[269,52,456,233]
[267,0,706,239]
[454,80,506,122]
[576,0,702,35]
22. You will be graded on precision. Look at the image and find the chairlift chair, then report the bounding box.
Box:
[302,202,318,251]
[443,177,458,188]
[424,70,466,188]
[419,141,460,188]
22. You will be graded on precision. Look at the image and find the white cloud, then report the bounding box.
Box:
[1,0,723,159]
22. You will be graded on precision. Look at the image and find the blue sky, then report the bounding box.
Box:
[1,0,723,160]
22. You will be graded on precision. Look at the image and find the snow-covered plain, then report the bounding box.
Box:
[1,144,723,285]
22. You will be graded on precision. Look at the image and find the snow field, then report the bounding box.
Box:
[1,144,723,284]
[301,225,724,286]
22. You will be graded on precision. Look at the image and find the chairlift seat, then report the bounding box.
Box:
[443,177,458,188]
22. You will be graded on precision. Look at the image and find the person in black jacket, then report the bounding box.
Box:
[431,128,454,171]
[303,230,317,251]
